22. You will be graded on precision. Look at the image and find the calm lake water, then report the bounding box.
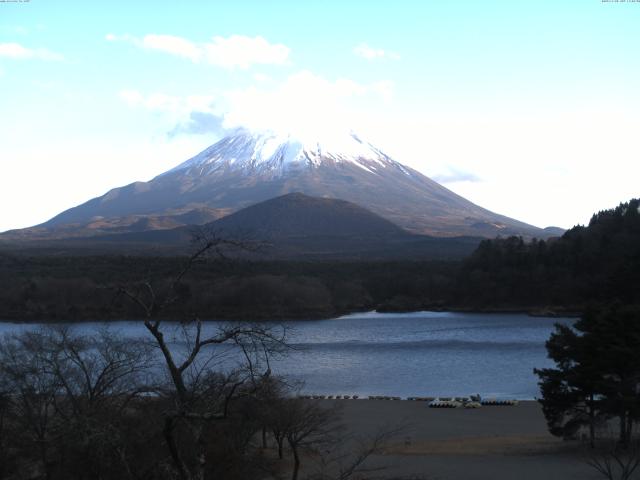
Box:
[0,311,574,400]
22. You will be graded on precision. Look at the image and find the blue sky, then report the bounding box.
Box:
[1,0,639,232]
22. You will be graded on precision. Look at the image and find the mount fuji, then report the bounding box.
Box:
[7,129,553,240]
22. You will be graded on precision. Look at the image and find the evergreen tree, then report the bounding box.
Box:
[535,304,640,447]
[535,322,603,447]
[583,305,640,447]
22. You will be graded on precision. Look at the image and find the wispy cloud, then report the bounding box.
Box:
[142,34,201,62]
[432,168,481,184]
[118,89,224,138]
[168,111,227,138]
[106,33,290,69]
[0,42,63,61]
[353,42,400,60]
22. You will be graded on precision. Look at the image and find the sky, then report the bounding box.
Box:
[1,0,639,232]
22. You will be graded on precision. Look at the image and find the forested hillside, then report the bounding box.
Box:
[0,199,637,321]
[455,198,640,310]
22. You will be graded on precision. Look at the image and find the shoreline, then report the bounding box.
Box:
[0,306,582,324]
[378,305,582,318]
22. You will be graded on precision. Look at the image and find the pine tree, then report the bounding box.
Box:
[535,304,640,447]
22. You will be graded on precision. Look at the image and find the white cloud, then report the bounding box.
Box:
[117,89,224,139]
[253,73,271,82]
[116,70,393,143]
[107,33,290,69]
[145,93,182,112]
[370,80,394,102]
[223,70,394,139]
[142,34,201,62]
[0,42,63,61]
[353,42,400,60]
[203,35,290,69]
[184,94,218,112]
[168,111,227,138]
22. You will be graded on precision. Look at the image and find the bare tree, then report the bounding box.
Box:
[287,400,341,480]
[43,327,154,479]
[586,440,640,480]
[41,327,152,415]
[258,382,400,480]
[0,383,8,474]
[0,326,154,480]
[258,397,342,480]
[0,330,62,479]
[251,374,292,453]
[308,424,405,480]
[116,232,288,480]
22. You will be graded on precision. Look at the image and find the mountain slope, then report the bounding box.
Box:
[210,192,407,239]
[46,193,482,260]
[11,129,551,239]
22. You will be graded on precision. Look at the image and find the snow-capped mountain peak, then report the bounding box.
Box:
[167,128,404,178]
[33,125,549,240]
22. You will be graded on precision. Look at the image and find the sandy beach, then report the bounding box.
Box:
[319,399,600,480]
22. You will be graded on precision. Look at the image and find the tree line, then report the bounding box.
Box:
[457,198,640,310]
[2,199,638,321]
[0,256,458,321]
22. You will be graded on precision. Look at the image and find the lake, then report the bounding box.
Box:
[0,311,574,400]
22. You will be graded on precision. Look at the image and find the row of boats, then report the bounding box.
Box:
[297,394,519,407]
[427,397,519,408]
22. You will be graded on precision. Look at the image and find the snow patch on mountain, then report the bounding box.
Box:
[166,128,406,178]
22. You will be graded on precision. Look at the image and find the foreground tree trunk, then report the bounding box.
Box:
[277,436,284,459]
[620,410,629,448]
[163,416,190,480]
[291,444,300,480]
[588,394,596,449]
[195,423,207,480]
